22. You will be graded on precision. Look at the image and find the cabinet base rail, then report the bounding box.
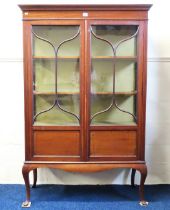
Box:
[22,162,148,207]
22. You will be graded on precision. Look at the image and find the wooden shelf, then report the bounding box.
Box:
[33,91,79,95]
[34,91,137,96]
[91,91,137,95]
[92,56,137,61]
[33,56,137,61]
[33,56,79,60]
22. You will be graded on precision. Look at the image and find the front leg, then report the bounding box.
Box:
[138,165,148,206]
[22,164,32,208]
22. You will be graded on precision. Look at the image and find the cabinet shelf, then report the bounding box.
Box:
[33,91,137,96]
[33,91,79,95]
[33,56,137,61]
[33,56,79,60]
[92,56,137,61]
[91,91,137,96]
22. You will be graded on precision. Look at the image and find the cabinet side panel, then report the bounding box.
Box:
[136,21,148,161]
[141,21,148,161]
[23,21,33,160]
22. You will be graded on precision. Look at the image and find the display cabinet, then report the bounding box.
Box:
[19,4,152,207]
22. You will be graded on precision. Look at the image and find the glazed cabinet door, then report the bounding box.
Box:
[87,21,144,161]
[33,25,81,126]
[24,20,85,161]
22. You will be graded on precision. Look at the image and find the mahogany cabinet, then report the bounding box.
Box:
[19,4,152,207]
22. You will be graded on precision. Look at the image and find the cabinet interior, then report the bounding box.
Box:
[32,24,138,126]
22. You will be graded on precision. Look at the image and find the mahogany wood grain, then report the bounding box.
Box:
[23,21,33,161]
[22,165,31,207]
[136,21,146,161]
[19,4,152,206]
[33,56,80,59]
[33,131,80,156]
[21,162,148,206]
[32,169,37,188]
[22,162,146,173]
[19,5,152,21]
[85,19,91,160]
[92,56,137,61]
[90,125,137,131]
[21,11,148,21]
[90,131,137,157]
[131,168,136,187]
[19,4,152,11]
[140,21,148,161]
[80,20,87,161]
[33,126,80,131]
[33,91,137,96]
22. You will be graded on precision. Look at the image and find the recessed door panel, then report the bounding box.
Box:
[33,131,80,157]
[90,131,137,160]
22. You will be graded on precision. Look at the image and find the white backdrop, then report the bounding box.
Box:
[1,0,170,184]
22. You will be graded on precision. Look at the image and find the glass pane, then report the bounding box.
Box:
[91,95,136,125]
[90,25,138,125]
[91,25,137,56]
[32,25,80,126]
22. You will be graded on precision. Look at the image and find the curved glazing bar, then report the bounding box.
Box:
[90,26,139,123]
[115,27,139,51]
[32,27,80,123]
[90,27,116,122]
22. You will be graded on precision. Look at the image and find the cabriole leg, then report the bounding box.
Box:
[22,165,32,208]
[131,168,136,187]
[32,169,37,188]
[138,165,148,206]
